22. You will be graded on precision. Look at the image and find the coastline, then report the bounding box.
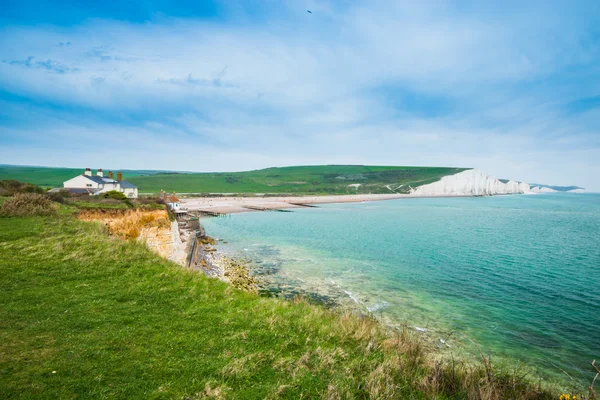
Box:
[178,168,550,214]
[185,226,259,293]
[181,193,476,214]
[190,218,572,392]
[189,219,451,345]
[186,194,598,392]
[1,207,566,399]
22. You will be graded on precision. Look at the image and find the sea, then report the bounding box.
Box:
[201,193,600,387]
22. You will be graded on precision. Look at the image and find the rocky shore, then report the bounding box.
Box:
[180,216,366,305]
[187,219,390,313]
[180,216,577,392]
[184,223,258,293]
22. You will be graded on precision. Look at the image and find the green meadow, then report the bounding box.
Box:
[0,198,566,399]
[0,166,149,188]
[0,165,467,194]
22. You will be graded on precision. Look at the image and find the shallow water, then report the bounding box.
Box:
[202,194,600,386]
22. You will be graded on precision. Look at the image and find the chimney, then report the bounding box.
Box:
[117,172,123,182]
[84,168,91,176]
[107,171,114,179]
[97,168,103,177]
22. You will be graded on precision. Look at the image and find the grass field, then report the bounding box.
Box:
[0,204,569,399]
[0,165,159,189]
[0,165,468,194]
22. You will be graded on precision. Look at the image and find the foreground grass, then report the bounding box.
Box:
[0,214,560,399]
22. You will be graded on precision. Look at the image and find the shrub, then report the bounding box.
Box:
[102,190,127,200]
[0,180,45,196]
[57,189,72,198]
[71,198,128,210]
[45,191,68,204]
[0,193,58,217]
[137,196,162,205]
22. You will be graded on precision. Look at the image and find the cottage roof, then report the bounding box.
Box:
[81,175,137,189]
[83,175,117,184]
[120,181,137,189]
[166,195,179,202]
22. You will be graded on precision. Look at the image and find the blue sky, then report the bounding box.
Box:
[1,0,599,190]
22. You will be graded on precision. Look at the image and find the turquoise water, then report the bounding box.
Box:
[202,194,600,386]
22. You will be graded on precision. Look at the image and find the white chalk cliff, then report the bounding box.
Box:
[411,169,531,196]
[530,186,556,193]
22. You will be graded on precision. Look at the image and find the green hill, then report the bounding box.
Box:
[0,165,468,195]
[0,165,151,188]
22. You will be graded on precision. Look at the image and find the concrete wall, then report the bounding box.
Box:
[123,188,138,198]
[95,183,120,195]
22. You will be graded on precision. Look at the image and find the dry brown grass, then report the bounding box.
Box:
[77,209,170,240]
[186,382,230,399]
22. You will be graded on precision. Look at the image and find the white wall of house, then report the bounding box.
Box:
[64,176,99,190]
[94,183,120,194]
[167,202,180,210]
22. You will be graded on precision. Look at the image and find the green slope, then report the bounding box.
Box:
[0,165,468,194]
[129,165,468,194]
[0,211,559,399]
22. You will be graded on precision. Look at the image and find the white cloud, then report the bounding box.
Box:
[0,0,599,190]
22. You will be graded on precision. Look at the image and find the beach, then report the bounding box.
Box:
[179,168,537,214]
[182,193,442,214]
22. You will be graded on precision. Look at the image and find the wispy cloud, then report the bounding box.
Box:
[157,72,239,89]
[2,56,79,74]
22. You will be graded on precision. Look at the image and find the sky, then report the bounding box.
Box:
[1,0,599,190]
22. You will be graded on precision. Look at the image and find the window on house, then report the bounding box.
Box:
[86,184,92,187]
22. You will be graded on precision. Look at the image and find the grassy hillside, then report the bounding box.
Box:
[129,165,468,194]
[0,165,468,194]
[0,207,562,399]
[0,165,155,188]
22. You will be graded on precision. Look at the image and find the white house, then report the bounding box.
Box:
[166,195,181,211]
[163,194,189,215]
[62,168,139,198]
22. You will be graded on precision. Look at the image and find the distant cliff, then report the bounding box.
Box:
[529,184,585,193]
[411,169,530,196]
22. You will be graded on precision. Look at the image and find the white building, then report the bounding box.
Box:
[62,168,138,198]
[166,195,181,210]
